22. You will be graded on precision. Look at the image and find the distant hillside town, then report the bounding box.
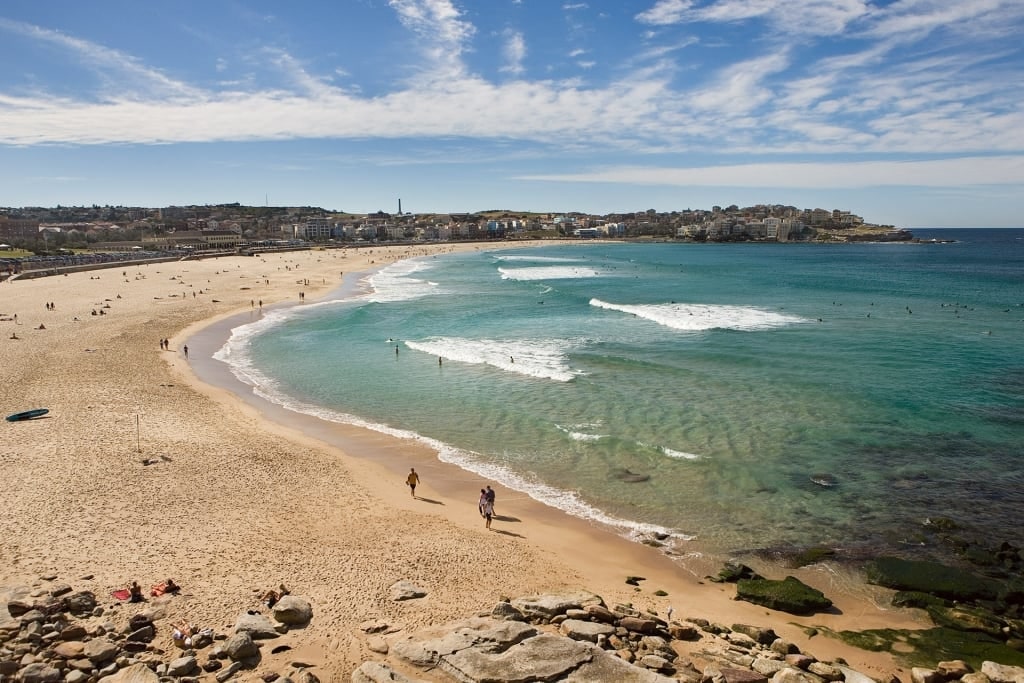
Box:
[0,202,913,255]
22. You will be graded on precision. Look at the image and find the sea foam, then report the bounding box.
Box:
[590,299,807,332]
[405,336,581,382]
[661,447,703,460]
[555,423,609,442]
[493,255,584,263]
[367,259,438,302]
[499,265,604,281]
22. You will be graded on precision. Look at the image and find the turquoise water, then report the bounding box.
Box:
[217,229,1024,561]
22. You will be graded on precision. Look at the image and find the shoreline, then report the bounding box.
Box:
[1,243,929,680]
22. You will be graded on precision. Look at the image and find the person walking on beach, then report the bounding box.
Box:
[182,344,188,359]
[406,468,420,498]
[484,485,495,514]
[478,488,487,517]
[482,496,494,530]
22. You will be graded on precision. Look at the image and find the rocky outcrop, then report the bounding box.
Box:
[383,614,674,682]
[2,578,320,683]
[351,587,1024,683]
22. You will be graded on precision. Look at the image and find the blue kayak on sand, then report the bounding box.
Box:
[5,408,49,422]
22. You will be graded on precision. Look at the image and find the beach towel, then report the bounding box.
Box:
[111,589,131,601]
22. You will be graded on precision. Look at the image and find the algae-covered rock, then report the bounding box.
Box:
[735,576,832,615]
[788,547,837,569]
[711,563,761,584]
[926,604,1007,638]
[891,591,951,610]
[863,557,1000,601]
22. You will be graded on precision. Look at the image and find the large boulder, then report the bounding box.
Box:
[980,662,1024,683]
[732,624,778,646]
[272,595,313,626]
[167,656,198,677]
[53,641,86,659]
[619,617,659,635]
[510,591,603,622]
[390,617,537,667]
[440,632,593,682]
[736,577,832,615]
[63,591,97,617]
[390,581,427,602]
[490,601,526,621]
[233,612,281,639]
[559,619,615,643]
[5,586,34,617]
[223,632,260,661]
[82,638,120,663]
[19,663,62,683]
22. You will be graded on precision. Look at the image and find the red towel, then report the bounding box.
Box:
[111,589,130,600]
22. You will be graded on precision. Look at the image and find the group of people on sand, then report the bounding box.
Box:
[120,579,284,648]
[479,486,496,529]
[122,578,180,603]
[406,468,499,530]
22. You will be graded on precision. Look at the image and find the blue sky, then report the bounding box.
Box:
[1,0,1022,227]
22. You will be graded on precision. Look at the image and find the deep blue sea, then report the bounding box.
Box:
[216,229,1024,564]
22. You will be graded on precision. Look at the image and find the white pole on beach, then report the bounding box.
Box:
[136,414,141,453]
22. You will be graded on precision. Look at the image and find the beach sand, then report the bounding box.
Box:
[0,243,928,681]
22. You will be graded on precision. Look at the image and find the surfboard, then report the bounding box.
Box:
[5,408,49,422]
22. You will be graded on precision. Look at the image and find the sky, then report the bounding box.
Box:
[1,1,1023,228]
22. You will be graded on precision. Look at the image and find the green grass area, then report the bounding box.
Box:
[0,249,33,258]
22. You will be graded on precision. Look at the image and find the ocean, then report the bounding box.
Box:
[215,228,1024,565]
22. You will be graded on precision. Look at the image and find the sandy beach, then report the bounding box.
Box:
[0,243,930,681]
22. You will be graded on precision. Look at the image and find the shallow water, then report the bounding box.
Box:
[216,229,1024,562]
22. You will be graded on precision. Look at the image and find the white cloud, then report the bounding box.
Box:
[636,0,693,25]
[637,0,868,36]
[865,0,1024,41]
[262,48,335,98]
[500,30,527,75]
[516,157,1024,188]
[0,18,200,100]
[690,51,790,114]
[0,1,1022,163]
[388,0,476,80]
